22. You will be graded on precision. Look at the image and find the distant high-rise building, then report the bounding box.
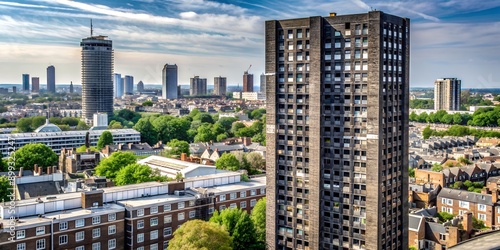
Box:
[47,65,56,93]
[137,81,144,93]
[213,76,227,96]
[190,76,207,96]
[114,73,123,98]
[260,73,266,97]
[434,78,461,111]
[124,75,134,95]
[265,11,410,250]
[22,74,30,91]
[162,64,178,99]
[69,81,74,93]
[243,71,254,92]
[12,86,16,93]
[31,77,40,93]
[81,30,113,123]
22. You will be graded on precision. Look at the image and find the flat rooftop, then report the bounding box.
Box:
[449,230,500,250]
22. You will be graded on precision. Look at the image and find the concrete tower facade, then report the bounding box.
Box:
[47,65,56,93]
[213,76,227,96]
[265,11,410,250]
[124,75,134,95]
[190,76,207,96]
[243,72,254,92]
[162,64,178,99]
[81,34,114,123]
[137,81,144,93]
[22,74,30,91]
[434,78,461,111]
[114,73,123,98]
[31,77,40,93]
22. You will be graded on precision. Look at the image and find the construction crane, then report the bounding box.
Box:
[244,64,252,74]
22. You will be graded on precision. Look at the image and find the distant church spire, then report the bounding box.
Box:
[90,19,93,37]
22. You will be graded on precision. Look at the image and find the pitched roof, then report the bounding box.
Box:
[438,188,493,206]
[409,214,423,231]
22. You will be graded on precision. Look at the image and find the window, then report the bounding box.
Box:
[251,189,256,196]
[164,227,173,236]
[76,219,85,228]
[164,204,171,211]
[92,216,101,225]
[220,194,226,201]
[230,193,237,199]
[16,230,25,239]
[137,220,144,229]
[230,203,237,209]
[178,212,185,221]
[76,246,84,250]
[92,242,101,250]
[478,213,487,221]
[108,225,116,235]
[151,217,158,226]
[108,213,116,221]
[93,228,100,238]
[189,200,195,207]
[459,201,469,209]
[36,226,45,235]
[151,206,158,214]
[150,244,158,250]
[439,234,446,241]
[261,188,265,194]
[76,231,85,241]
[441,198,453,206]
[240,191,246,198]
[478,204,487,211]
[219,205,226,211]
[17,243,26,250]
[151,230,159,240]
[137,208,144,217]
[178,202,185,209]
[137,248,144,250]
[36,239,45,250]
[108,239,116,249]
[164,215,172,223]
[137,233,145,243]
[189,210,196,218]
[250,199,257,207]
[163,241,169,250]
[241,201,247,208]
[209,207,215,214]
[59,221,68,231]
[59,235,68,245]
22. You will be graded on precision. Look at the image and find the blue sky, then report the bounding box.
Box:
[0,0,499,87]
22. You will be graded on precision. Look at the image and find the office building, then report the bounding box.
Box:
[81,32,114,123]
[114,73,123,98]
[214,76,227,96]
[137,80,144,92]
[190,76,207,96]
[434,78,461,111]
[162,64,178,99]
[265,11,410,250]
[260,73,266,97]
[47,65,56,93]
[124,75,134,95]
[31,77,40,92]
[243,71,254,92]
[69,81,74,93]
[22,73,30,91]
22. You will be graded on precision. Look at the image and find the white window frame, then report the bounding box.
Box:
[92,242,101,250]
[478,213,487,221]
[220,194,226,201]
[230,203,237,209]
[36,239,45,250]
[59,221,68,231]
[178,202,185,209]
[250,199,257,207]
[137,233,145,243]
[164,204,171,211]
[108,213,116,221]
[151,230,159,240]
[75,219,85,228]
[17,243,26,250]
[250,189,256,196]
[240,191,246,198]
[189,210,196,218]
[150,217,158,226]
[137,220,144,229]
[241,201,247,208]
[150,243,158,250]
[178,212,185,221]
[76,231,85,241]
[189,200,195,207]
[92,216,101,225]
[151,206,158,214]
[76,246,84,250]
[164,214,172,223]
[164,227,172,237]
[16,230,25,239]
[260,188,265,194]
[478,204,487,212]
[137,208,144,217]
[459,201,469,209]
[108,225,116,235]
[230,193,237,199]
[36,226,45,235]
[59,235,68,245]
[92,228,100,238]
[219,205,226,211]
[108,239,116,250]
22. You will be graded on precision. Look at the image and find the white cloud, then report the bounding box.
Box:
[179,11,197,19]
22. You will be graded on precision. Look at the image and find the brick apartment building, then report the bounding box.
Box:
[0,173,265,250]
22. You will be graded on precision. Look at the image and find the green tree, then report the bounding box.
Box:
[408,167,415,178]
[216,117,238,132]
[16,117,33,132]
[57,124,70,131]
[0,176,12,202]
[32,116,46,129]
[422,125,433,139]
[168,220,232,250]
[194,123,216,142]
[142,100,153,106]
[246,152,265,173]
[472,216,488,229]
[431,163,443,172]
[210,208,258,250]
[457,157,472,166]
[194,113,214,124]
[76,120,89,130]
[216,153,241,171]
[250,108,266,120]
[188,108,201,118]
[114,163,167,186]
[0,159,7,172]
[133,118,158,145]
[9,143,58,170]
[97,131,114,150]
[108,120,123,129]
[452,181,463,189]
[61,117,79,126]
[49,117,62,124]
[251,198,266,245]
[453,113,463,125]
[409,111,418,121]
[76,145,98,153]
[437,211,454,223]
[409,246,418,250]
[94,151,137,179]
[231,122,246,136]
[164,139,190,157]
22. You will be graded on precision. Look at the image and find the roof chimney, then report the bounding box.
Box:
[181,153,187,161]
[47,167,52,175]
[493,189,498,204]
[18,167,23,177]
[329,12,337,17]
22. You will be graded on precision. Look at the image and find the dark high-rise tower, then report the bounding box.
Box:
[69,81,74,93]
[214,76,227,96]
[137,80,144,93]
[22,74,30,91]
[162,64,178,99]
[47,65,56,93]
[124,75,134,95]
[243,71,254,92]
[80,23,113,123]
[190,76,207,96]
[265,11,410,250]
[31,77,40,92]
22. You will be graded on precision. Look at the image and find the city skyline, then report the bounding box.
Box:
[0,0,499,87]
